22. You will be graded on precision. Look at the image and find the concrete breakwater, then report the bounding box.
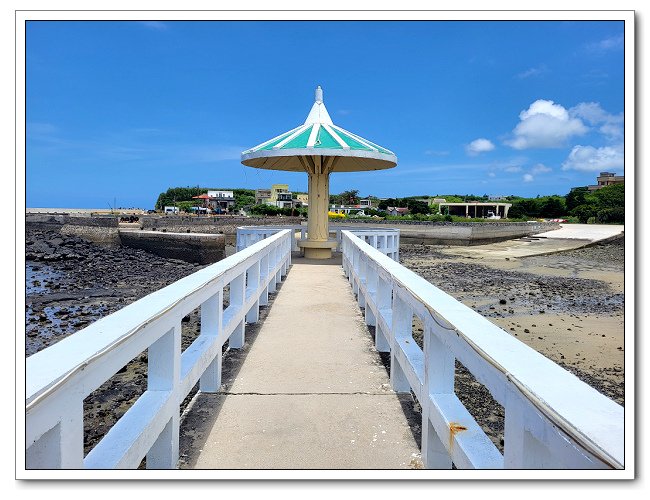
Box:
[26,214,227,264]
[119,230,225,265]
[26,213,560,260]
[341,220,561,245]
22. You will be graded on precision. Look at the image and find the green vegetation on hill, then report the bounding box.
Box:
[155,184,624,223]
[155,187,255,211]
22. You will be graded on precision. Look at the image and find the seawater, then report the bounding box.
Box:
[26,263,61,295]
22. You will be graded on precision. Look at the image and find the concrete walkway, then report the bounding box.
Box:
[187,255,421,469]
[440,223,624,259]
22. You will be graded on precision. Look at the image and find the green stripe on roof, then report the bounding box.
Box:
[334,126,393,154]
[335,130,374,151]
[280,127,313,149]
[257,128,302,151]
[313,126,341,149]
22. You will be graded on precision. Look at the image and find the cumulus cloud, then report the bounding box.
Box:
[523,174,534,182]
[561,144,624,172]
[466,138,495,156]
[139,21,167,30]
[569,102,623,140]
[516,64,548,79]
[531,163,552,174]
[504,165,522,173]
[488,172,496,178]
[505,100,588,149]
[586,34,623,52]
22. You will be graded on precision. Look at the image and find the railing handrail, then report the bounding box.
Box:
[26,230,288,405]
[341,230,623,469]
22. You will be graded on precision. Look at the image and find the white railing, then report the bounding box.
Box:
[26,230,292,470]
[341,230,624,470]
[236,225,400,260]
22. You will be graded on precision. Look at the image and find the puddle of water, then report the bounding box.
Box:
[26,263,61,295]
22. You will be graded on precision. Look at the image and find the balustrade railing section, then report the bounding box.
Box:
[236,225,400,260]
[26,230,292,469]
[341,230,623,470]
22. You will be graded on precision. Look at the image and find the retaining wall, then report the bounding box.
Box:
[139,215,304,235]
[339,221,560,246]
[26,214,121,245]
[118,230,226,264]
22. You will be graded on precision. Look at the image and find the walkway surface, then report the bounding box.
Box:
[184,255,422,469]
[440,223,624,259]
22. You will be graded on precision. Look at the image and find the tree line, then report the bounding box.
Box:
[154,184,624,223]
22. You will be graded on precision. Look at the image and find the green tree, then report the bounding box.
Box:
[539,196,566,218]
[591,183,624,209]
[406,199,430,215]
[571,204,598,223]
[340,190,360,205]
[566,187,588,212]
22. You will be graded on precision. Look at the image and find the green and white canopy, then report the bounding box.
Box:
[241,86,397,172]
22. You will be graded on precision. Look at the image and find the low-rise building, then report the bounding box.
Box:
[587,172,624,191]
[386,206,410,216]
[438,202,511,219]
[255,188,272,205]
[206,190,236,212]
[296,193,309,206]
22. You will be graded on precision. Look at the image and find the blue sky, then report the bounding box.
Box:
[25,20,625,209]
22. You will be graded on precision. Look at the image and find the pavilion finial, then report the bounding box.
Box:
[315,86,323,103]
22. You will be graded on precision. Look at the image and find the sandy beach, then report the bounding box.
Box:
[401,237,625,406]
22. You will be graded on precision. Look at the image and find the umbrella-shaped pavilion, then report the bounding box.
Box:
[241,86,397,258]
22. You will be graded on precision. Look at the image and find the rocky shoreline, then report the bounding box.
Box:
[26,227,216,457]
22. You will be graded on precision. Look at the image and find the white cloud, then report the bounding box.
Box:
[561,144,624,172]
[466,138,495,156]
[488,172,496,178]
[505,165,522,173]
[531,163,552,174]
[139,21,167,30]
[523,174,534,182]
[516,64,548,79]
[586,34,624,52]
[505,100,588,149]
[569,102,623,140]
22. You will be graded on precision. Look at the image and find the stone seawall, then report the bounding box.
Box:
[339,221,560,246]
[140,215,304,235]
[118,230,225,264]
[26,214,121,245]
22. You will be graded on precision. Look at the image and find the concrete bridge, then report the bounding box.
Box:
[24,227,625,475]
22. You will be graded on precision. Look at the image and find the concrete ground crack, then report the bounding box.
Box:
[214,391,395,396]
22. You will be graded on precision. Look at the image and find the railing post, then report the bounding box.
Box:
[26,403,84,469]
[375,276,391,352]
[259,253,269,306]
[364,263,377,327]
[146,322,181,469]
[421,323,455,469]
[358,254,367,308]
[390,292,412,393]
[504,390,557,468]
[246,261,261,324]
[268,247,277,293]
[229,273,246,349]
[200,291,223,392]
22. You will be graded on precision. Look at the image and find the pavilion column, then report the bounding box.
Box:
[307,168,330,242]
[299,155,337,259]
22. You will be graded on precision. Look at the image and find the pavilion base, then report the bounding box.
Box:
[297,239,338,259]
